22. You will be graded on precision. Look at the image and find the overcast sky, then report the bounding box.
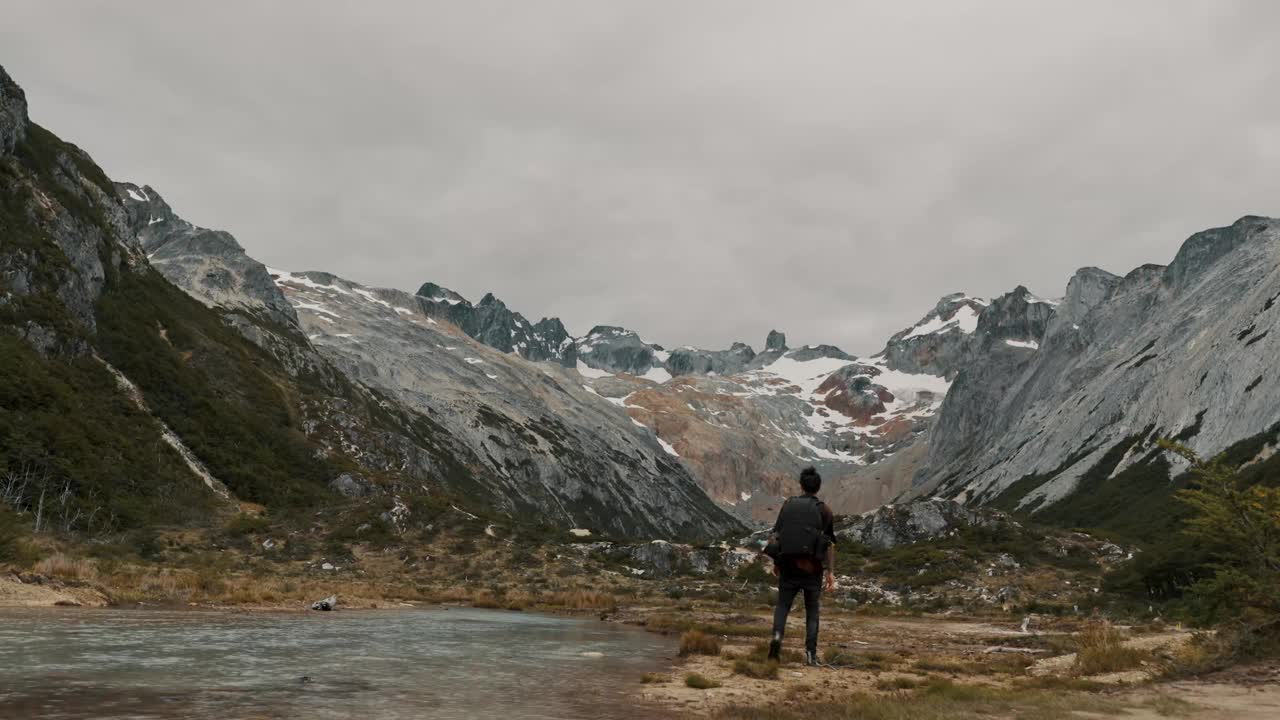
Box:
[5,2,1279,353]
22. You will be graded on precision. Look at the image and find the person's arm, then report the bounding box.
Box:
[822,505,837,590]
[824,543,836,589]
[766,503,786,576]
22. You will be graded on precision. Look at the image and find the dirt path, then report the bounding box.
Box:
[1123,678,1280,719]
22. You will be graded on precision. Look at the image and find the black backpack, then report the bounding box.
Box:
[775,495,826,559]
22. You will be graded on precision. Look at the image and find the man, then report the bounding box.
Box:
[765,466,836,666]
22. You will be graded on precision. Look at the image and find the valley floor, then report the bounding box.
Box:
[5,567,1278,720]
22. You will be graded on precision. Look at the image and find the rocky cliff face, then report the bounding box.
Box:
[116,182,298,328]
[0,65,143,351]
[0,67,27,154]
[877,293,988,378]
[270,270,742,539]
[922,216,1280,514]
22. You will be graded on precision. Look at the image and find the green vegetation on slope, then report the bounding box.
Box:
[988,418,1280,632]
[94,269,338,508]
[0,332,217,532]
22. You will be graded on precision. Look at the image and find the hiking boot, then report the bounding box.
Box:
[767,640,781,662]
[805,650,819,666]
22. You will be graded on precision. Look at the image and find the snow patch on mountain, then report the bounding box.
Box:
[904,303,981,339]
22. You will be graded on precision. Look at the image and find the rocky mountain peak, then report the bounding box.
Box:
[585,325,632,338]
[785,344,853,362]
[116,182,297,327]
[1055,266,1120,326]
[877,293,986,377]
[765,329,788,352]
[1164,216,1277,291]
[0,64,29,155]
[413,281,576,365]
[974,286,1056,346]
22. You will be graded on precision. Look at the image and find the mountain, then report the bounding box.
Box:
[416,282,576,365]
[7,58,1276,540]
[404,278,965,520]
[408,224,1280,529]
[0,64,739,541]
[917,217,1280,531]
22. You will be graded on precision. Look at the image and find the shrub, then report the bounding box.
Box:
[679,630,721,657]
[0,505,33,565]
[224,514,271,536]
[1159,441,1280,628]
[1072,622,1151,675]
[684,672,721,689]
[33,553,97,581]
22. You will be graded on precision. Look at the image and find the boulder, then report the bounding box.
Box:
[311,595,337,611]
[329,473,371,498]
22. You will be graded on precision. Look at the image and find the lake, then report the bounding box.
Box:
[0,606,675,719]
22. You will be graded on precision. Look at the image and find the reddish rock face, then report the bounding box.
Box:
[623,384,800,509]
[815,366,894,424]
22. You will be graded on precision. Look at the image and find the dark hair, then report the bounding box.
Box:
[799,466,822,494]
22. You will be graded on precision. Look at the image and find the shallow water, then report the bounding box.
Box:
[0,607,675,719]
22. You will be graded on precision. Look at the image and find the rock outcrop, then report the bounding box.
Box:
[0,65,28,154]
[116,182,298,327]
[415,282,576,365]
[0,65,143,350]
[877,294,988,378]
[836,499,1013,550]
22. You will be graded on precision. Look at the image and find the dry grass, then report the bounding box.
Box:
[686,672,723,690]
[914,653,1032,676]
[33,553,97,581]
[542,589,617,611]
[724,641,803,665]
[1073,622,1153,676]
[732,658,780,680]
[680,630,722,657]
[640,672,668,684]
[646,613,771,638]
[875,676,924,691]
[826,649,902,671]
[715,677,1133,719]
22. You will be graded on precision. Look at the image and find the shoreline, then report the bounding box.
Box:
[6,576,1280,719]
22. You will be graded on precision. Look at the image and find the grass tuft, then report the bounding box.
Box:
[34,553,97,581]
[685,672,722,689]
[1073,622,1152,676]
[732,658,779,680]
[679,630,722,657]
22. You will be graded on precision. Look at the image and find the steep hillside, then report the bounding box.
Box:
[919,217,1280,532]
[1,64,737,542]
[117,184,740,540]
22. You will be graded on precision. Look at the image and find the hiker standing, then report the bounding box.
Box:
[765,466,836,666]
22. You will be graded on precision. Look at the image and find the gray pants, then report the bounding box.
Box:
[772,572,821,654]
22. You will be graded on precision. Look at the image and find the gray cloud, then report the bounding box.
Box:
[5,1,1279,353]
